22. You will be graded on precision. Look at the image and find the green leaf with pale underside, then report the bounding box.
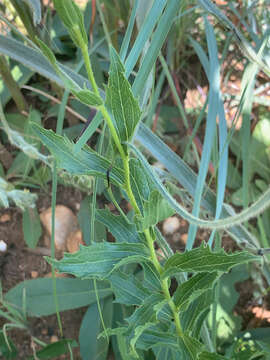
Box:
[31,123,125,186]
[174,272,219,311]
[53,0,87,47]
[46,242,150,279]
[106,46,141,153]
[163,243,259,279]
[96,208,142,243]
[109,270,151,306]
[72,88,103,107]
[135,190,175,232]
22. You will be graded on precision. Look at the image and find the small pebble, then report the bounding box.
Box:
[0,214,10,223]
[0,240,7,252]
[31,271,39,278]
[40,205,78,251]
[67,230,84,253]
[162,216,180,235]
[50,335,59,343]
[181,233,188,244]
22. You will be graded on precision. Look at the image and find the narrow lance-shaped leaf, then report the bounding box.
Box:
[135,190,175,232]
[126,293,165,330]
[180,290,213,335]
[31,124,125,186]
[106,46,141,153]
[72,88,103,107]
[109,270,151,306]
[46,242,150,279]
[129,158,156,214]
[36,38,103,107]
[162,243,260,279]
[22,207,42,249]
[53,0,88,47]
[198,352,228,360]
[96,209,142,243]
[173,272,220,311]
[23,0,41,25]
[4,278,112,317]
[135,324,180,352]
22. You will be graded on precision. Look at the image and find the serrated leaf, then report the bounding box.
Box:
[141,262,161,292]
[73,89,103,107]
[96,209,142,243]
[109,270,150,306]
[127,293,165,332]
[106,46,141,152]
[22,207,42,249]
[31,124,125,186]
[182,334,204,360]
[135,190,175,231]
[198,352,228,360]
[154,334,203,360]
[154,346,183,360]
[135,324,179,351]
[129,158,156,213]
[180,290,213,334]
[174,272,220,311]
[47,242,150,279]
[4,278,111,316]
[163,243,260,278]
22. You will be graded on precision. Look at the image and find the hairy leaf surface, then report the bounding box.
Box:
[198,352,228,360]
[47,243,150,279]
[106,46,141,152]
[96,209,142,243]
[109,270,150,306]
[163,243,259,278]
[180,290,213,334]
[32,124,125,186]
[135,190,175,231]
[174,272,220,311]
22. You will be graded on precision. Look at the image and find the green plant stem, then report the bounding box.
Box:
[81,43,124,157]
[161,279,183,338]
[81,44,99,95]
[81,42,141,215]
[144,228,183,338]
[80,38,184,344]
[144,228,162,273]
[122,156,141,215]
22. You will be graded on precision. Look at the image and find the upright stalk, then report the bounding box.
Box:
[80,41,184,342]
